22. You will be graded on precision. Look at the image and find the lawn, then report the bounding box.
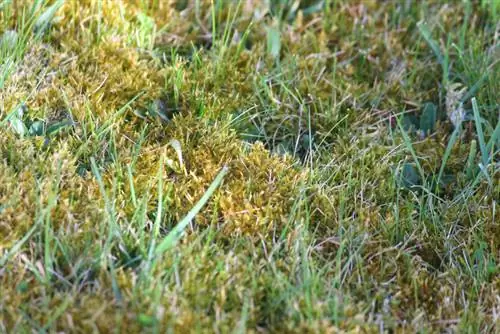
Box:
[0,0,499,332]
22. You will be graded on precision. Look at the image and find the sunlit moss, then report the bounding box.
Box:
[126,114,305,235]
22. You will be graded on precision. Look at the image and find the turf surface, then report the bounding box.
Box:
[0,0,499,332]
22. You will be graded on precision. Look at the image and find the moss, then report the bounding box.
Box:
[0,136,104,251]
[127,114,305,236]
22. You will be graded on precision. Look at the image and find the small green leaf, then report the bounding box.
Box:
[29,120,46,136]
[9,117,27,136]
[266,26,281,59]
[16,281,29,293]
[399,163,421,189]
[402,114,418,132]
[46,119,74,135]
[487,259,497,276]
[76,164,89,177]
[137,314,156,327]
[174,0,188,11]
[300,134,312,150]
[419,102,437,135]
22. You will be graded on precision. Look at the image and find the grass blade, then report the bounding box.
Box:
[485,119,499,155]
[471,97,488,166]
[155,165,228,255]
[396,115,425,182]
[34,0,64,35]
[436,122,461,190]
[0,221,39,267]
[465,139,477,179]
[417,21,444,67]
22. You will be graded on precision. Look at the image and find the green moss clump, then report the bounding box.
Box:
[128,115,305,236]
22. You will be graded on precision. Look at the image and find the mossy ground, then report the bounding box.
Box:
[0,0,499,332]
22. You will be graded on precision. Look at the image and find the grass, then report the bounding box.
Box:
[0,0,498,332]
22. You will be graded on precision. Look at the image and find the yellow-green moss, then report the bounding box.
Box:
[127,114,305,235]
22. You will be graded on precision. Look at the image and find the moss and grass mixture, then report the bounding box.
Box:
[0,0,499,332]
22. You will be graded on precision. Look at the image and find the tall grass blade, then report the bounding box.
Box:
[155,165,228,255]
[436,122,461,190]
[417,21,444,67]
[471,98,488,166]
[396,115,425,182]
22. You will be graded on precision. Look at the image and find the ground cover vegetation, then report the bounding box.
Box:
[0,0,499,332]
